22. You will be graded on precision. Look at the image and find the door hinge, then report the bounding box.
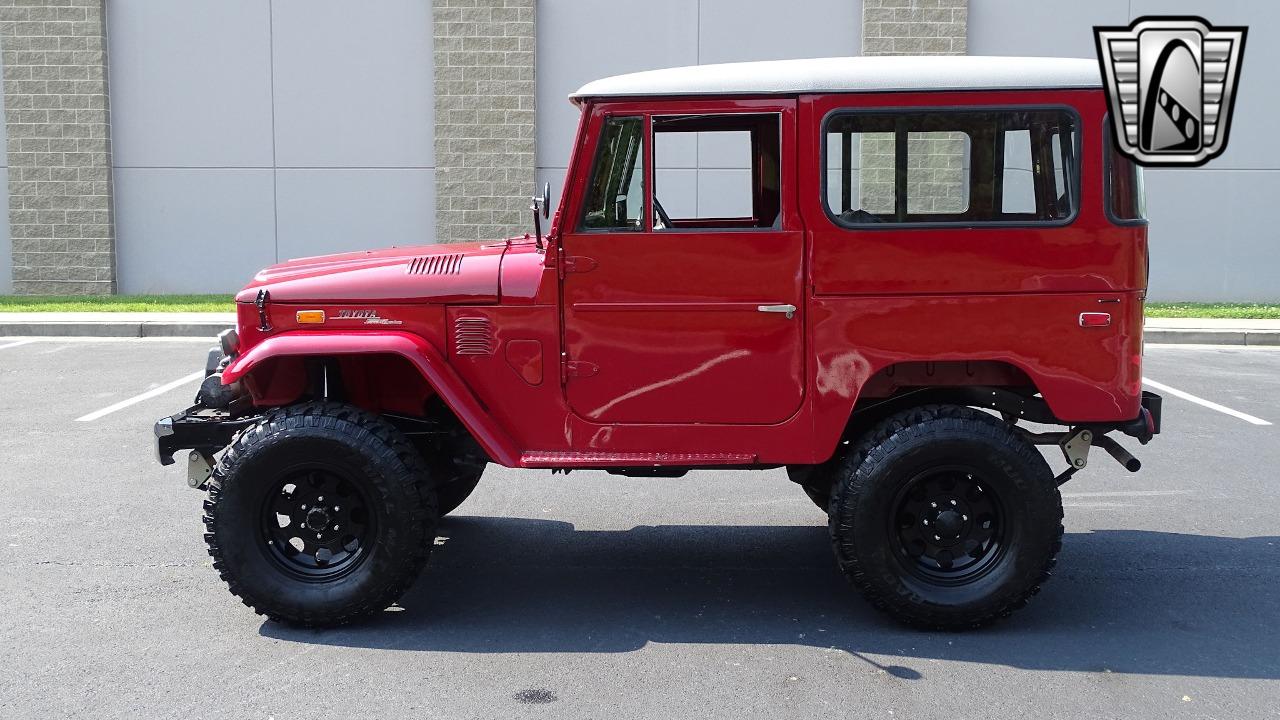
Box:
[561,255,598,274]
[564,360,599,379]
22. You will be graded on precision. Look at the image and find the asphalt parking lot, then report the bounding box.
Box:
[1,339,1278,719]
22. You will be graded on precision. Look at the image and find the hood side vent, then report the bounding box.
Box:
[454,316,495,356]
[407,253,464,276]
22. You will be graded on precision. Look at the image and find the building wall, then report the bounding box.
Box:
[0,47,9,295]
[433,0,535,244]
[0,0,114,295]
[970,0,1280,302]
[1,0,1274,301]
[106,0,435,294]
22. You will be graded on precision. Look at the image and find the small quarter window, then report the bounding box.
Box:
[823,109,1079,226]
[581,116,646,231]
[1106,132,1147,223]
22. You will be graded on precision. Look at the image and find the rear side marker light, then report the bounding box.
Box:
[296,310,326,324]
[1079,312,1111,328]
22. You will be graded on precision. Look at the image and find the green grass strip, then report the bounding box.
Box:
[0,294,236,313]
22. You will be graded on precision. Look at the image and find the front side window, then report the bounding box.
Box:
[824,109,1079,226]
[581,116,645,231]
[652,114,781,230]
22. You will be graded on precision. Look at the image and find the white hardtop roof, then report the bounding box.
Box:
[571,56,1101,102]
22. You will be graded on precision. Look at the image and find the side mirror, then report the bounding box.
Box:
[530,182,552,250]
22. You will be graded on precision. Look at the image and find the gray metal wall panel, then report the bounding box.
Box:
[272,0,434,168]
[968,0,1126,58]
[275,169,435,260]
[108,1,435,293]
[535,0,698,176]
[698,0,860,65]
[107,0,275,168]
[1143,169,1280,302]
[114,169,277,294]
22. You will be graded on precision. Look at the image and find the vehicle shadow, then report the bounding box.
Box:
[260,516,1280,680]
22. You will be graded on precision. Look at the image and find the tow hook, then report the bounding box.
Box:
[1018,426,1143,485]
[188,450,215,490]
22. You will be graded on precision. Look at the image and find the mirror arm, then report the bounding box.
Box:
[530,198,543,250]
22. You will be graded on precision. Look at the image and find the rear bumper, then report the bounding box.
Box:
[1141,390,1162,436]
[154,405,257,466]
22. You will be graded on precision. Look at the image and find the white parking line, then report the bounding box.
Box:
[75,370,204,422]
[0,339,36,350]
[1143,377,1272,426]
[1061,490,1191,498]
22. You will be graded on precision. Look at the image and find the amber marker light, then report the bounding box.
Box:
[296,310,326,324]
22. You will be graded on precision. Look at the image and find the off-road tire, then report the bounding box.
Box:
[203,401,437,627]
[786,464,836,512]
[829,404,1063,630]
[435,470,482,516]
[801,482,831,511]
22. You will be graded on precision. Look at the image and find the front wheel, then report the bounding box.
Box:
[829,404,1063,630]
[435,470,482,516]
[203,401,437,627]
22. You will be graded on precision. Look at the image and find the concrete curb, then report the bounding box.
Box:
[2,318,1279,346]
[1144,328,1280,346]
[0,321,232,338]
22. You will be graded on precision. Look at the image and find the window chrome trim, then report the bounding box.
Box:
[818,104,1084,231]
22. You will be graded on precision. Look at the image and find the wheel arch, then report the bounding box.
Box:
[222,331,521,467]
[820,359,1051,464]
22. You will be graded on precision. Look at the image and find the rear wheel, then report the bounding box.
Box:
[829,404,1062,630]
[204,401,437,627]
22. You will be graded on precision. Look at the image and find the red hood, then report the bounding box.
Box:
[234,239,537,304]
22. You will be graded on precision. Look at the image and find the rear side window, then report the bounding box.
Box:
[824,109,1079,226]
[1106,133,1147,223]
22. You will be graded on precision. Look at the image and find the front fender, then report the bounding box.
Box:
[222,331,520,467]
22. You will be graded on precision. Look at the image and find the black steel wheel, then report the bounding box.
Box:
[829,404,1062,630]
[204,401,437,627]
[889,467,1005,585]
[260,468,375,580]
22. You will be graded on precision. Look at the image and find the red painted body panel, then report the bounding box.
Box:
[223,330,521,467]
[234,240,528,305]
[225,86,1149,470]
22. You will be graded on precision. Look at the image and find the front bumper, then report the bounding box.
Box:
[154,405,258,466]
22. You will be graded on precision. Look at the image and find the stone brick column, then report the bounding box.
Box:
[0,0,114,295]
[860,0,968,216]
[433,0,535,244]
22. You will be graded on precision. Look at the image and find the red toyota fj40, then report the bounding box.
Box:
[156,57,1160,630]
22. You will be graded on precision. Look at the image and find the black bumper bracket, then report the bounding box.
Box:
[155,405,258,466]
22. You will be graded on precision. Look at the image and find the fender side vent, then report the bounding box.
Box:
[408,253,463,275]
[454,317,495,355]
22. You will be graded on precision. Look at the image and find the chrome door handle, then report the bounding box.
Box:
[757,304,796,319]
